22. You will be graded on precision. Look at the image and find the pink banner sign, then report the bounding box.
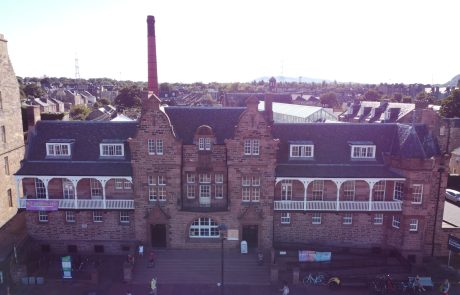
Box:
[26,199,59,211]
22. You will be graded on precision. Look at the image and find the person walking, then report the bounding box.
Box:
[150,277,158,295]
[138,244,144,256]
[280,280,290,295]
[441,278,450,295]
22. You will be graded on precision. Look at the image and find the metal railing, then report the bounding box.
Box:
[18,198,134,210]
[274,200,402,211]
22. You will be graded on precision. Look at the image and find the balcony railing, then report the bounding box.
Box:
[18,198,134,210]
[274,200,402,212]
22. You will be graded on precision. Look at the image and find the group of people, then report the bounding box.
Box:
[126,245,158,295]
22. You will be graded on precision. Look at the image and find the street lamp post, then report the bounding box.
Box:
[218,223,227,295]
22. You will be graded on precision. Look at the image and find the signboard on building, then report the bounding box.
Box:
[298,250,332,262]
[448,234,460,253]
[26,199,59,211]
[227,229,239,241]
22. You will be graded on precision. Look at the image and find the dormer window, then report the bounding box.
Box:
[350,143,376,159]
[290,144,314,158]
[199,138,212,151]
[46,143,71,157]
[100,143,124,157]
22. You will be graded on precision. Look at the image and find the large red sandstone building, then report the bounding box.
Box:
[14,16,450,264]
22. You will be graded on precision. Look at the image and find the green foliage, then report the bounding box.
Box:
[440,89,460,118]
[23,83,46,98]
[393,93,403,102]
[114,86,143,108]
[364,89,381,101]
[70,104,91,120]
[320,92,337,107]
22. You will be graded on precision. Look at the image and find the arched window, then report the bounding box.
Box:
[189,217,219,238]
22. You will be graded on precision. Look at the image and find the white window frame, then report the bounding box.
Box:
[392,215,400,229]
[93,211,103,222]
[312,180,324,201]
[148,175,166,201]
[100,143,124,157]
[187,184,195,199]
[189,217,219,238]
[244,139,260,155]
[158,176,166,201]
[90,179,103,199]
[281,212,291,224]
[46,143,71,157]
[393,181,404,201]
[120,211,130,223]
[312,212,322,224]
[412,184,423,204]
[409,219,418,232]
[35,178,46,199]
[290,144,314,158]
[187,173,195,183]
[343,213,353,225]
[115,178,124,190]
[148,175,157,201]
[351,145,376,159]
[124,180,132,190]
[199,174,211,183]
[215,184,223,199]
[281,180,292,201]
[215,174,223,184]
[374,213,383,225]
[252,177,260,202]
[38,211,48,223]
[199,185,211,199]
[373,181,386,201]
[148,139,155,155]
[65,211,75,223]
[199,138,212,151]
[343,181,355,201]
[156,139,163,155]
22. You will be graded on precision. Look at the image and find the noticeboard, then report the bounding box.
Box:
[448,234,460,253]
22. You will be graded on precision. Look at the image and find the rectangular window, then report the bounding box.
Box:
[242,187,251,202]
[412,184,423,204]
[312,180,324,201]
[215,184,223,199]
[252,177,260,202]
[148,175,156,201]
[392,216,400,229]
[200,185,211,198]
[4,157,9,175]
[281,180,292,200]
[148,139,155,154]
[312,212,322,224]
[35,179,46,198]
[373,181,386,201]
[351,145,376,159]
[281,213,291,224]
[215,174,223,184]
[198,138,212,151]
[393,181,404,201]
[343,181,355,201]
[93,211,103,222]
[156,139,163,155]
[374,213,383,225]
[90,179,103,199]
[7,189,12,207]
[115,179,124,190]
[290,144,314,158]
[65,211,75,223]
[343,213,353,224]
[244,139,259,155]
[187,173,195,183]
[123,180,132,190]
[187,184,195,199]
[409,219,418,232]
[199,174,211,183]
[148,175,166,201]
[0,126,5,143]
[100,143,124,156]
[38,211,48,222]
[158,185,166,201]
[120,211,129,223]
[46,143,71,156]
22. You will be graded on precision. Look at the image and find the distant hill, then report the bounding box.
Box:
[444,74,460,87]
[255,76,330,84]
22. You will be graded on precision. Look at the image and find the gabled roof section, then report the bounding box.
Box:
[390,124,440,158]
[164,107,245,144]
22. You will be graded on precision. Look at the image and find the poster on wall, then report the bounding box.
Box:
[298,250,332,262]
[61,256,72,279]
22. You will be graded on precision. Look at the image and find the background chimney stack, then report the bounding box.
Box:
[147,15,159,97]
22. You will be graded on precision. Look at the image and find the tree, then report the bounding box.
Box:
[440,89,460,118]
[70,104,91,120]
[114,86,143,108]
[393,93,403,102]
[364,89,381,101]
[320,92,337,107]
[23,83,46,98]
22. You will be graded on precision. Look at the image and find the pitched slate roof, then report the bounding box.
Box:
[272,123,440,178]
[164,106,245,144]
[16,121,137,176]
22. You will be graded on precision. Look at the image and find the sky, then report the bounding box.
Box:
[1,0,459,84]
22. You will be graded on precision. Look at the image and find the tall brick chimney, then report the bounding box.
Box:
[147,15,159,97]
